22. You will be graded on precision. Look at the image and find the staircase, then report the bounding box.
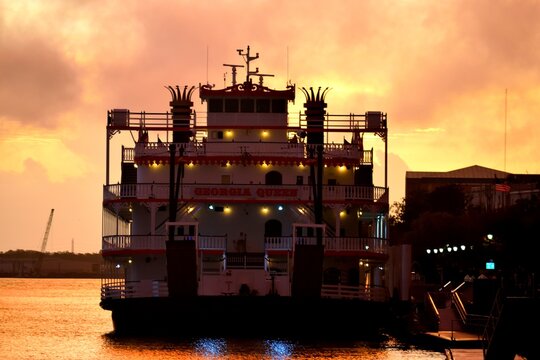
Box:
[426,282,488,335]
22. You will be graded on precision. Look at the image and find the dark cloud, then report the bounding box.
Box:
[0,34,81,126]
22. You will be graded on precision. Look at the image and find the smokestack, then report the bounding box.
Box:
[301,87,329,145]
[166,85,196,143]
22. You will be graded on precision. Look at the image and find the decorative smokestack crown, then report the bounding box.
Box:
[301,87,330,107]
[165,85,196,106]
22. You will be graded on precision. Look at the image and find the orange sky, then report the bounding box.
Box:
[1,1,539,253]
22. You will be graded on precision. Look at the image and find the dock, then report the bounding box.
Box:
[421,330,484,360]
[444,348,484,360]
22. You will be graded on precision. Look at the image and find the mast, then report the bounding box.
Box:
[237,45,260,83]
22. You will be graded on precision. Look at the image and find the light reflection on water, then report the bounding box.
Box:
[0,278,445,359]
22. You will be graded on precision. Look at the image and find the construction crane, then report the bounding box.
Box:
[35,209,54,276]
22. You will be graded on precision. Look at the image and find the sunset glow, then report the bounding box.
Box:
[1,0,539,252]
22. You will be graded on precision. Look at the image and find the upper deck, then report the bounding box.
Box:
[107,109,387,135]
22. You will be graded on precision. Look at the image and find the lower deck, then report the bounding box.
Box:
[100,295,391,337]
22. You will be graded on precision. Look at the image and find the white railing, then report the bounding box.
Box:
[321,284,388,302]
[324,237,388,254]
[102,235,167,250]
[103,234,387,254]
[264,236,387,254]
[103,183,388,204]
[101,279,168,299]
[102,235,227,252]
[199,236,227,250]
[133,141,372,164]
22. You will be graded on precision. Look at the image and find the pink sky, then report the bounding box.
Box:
[1,1,539,253]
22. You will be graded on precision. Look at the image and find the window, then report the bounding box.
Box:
[225,99,239,112]
[272,99,287,113]
[296,176,303,185]
[208,98,223,112]
[241,99,254,112]
[256,99,270,113]
[221,175,231,184]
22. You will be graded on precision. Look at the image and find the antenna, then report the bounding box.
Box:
[287,46,289,85]
[256,73,274,86]
[206,46,209,85]
[223,64,244,86]
[237,45,259,83]
[504,88,507,172]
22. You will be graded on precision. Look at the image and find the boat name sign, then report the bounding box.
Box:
[194,187,298,198]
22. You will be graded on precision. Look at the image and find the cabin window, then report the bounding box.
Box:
[328,179,337,186]
[225,99,239,112]
[272,99,287,113]
[208,98,223,112]
[296,176,303,185]
[265,171,282,185]
[221,175,231,184]
[210,131,224,139]
[256,99,270,113]
[240,99,255,112]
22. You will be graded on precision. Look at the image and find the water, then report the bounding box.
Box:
[0,278,445,359]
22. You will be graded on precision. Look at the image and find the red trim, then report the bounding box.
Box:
[198,249,225,255]
[101,249,165,257]
[134,155,363,167]
[103,198,388,207]
[266,250,290,256]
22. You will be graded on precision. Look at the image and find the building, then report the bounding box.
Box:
[406,165,540,211]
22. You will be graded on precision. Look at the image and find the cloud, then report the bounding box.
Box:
[0,34,80,126]
[0,119,93,182]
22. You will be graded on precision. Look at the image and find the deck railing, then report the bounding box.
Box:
[100,279,387,302]
[265,236,388,254]
[103,235,387,254]
[101,279,168,299]
[321,284,388,302]
[103,183,388,204]
[102,234,227,252]
[108,110,386,134]
[132,141,373,164]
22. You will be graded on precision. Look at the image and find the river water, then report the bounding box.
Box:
[0,278,445,359]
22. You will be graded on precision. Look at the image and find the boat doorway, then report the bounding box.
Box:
[265,171,282,185]
[264,219,282,237]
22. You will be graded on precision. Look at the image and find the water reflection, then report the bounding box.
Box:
[264,339,295,359]
[193,338,227,357]
[1,279,446,360]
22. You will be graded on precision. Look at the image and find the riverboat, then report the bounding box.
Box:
[100,46,392,336]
